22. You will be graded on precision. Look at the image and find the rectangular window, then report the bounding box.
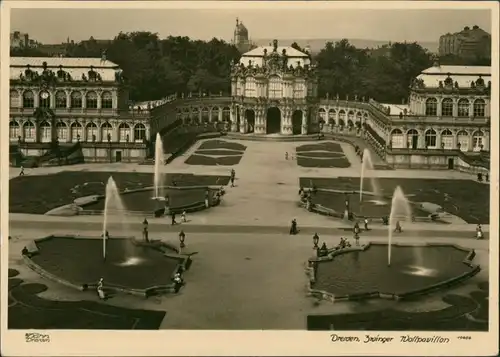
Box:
[442,136,453,149]
[293,82,305,99]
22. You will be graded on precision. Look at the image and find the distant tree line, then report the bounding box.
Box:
[11,32,491,104]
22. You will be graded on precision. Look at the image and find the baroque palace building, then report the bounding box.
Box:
[10,43,490,171]
[147,56,490,171]
[9,55,150,162]
[229,39,319,135]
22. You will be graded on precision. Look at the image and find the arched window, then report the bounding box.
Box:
[134,123,146,142]
[23,121,35,140]
[211,107,220,122]
[39,121,52,142]
[10,90,20,108]
[9,121,20,140]
[101,122,113,142]
[457,99,469,117]
[390,129,404,148]
[23,90,34,108]
[338,110,346,123]
[39,91,51,108]
[71,122,83,142]
[222,107,230,122]
[101,91,113,109]
[86,122,98,142]
[425,98,437,116]
[56,121,68,141]
[268,76,282,98]
[356,112,362,124]
[424,129,437,148]
[457,130,469,151]
[118,123,130,142]
[86,91,98,109]
[473,99,485,117]
[347,111,355,123]
[70,92,83,108]
[441,129,453,149]
[472,131,484,151]
[327,109,335,125]
[201,107,209,123]
[407,129,419,149]
[441,98,453,117]
[245,77,256,97]
[55,91,67,108]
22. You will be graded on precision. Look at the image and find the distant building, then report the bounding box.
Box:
[9,55,150,163]
[439,26,491,60]
[232,18,254,53]
[10,31,36,49]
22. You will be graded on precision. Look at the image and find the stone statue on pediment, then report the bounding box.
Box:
[476,75,485,87]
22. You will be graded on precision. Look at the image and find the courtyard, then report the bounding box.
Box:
[8,138,491,331]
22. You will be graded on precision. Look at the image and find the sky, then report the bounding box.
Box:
[11,7,492,44]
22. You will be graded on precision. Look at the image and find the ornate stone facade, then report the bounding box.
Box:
[229,40,319,135]
[9,56,150,162]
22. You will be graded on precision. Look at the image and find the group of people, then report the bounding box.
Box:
[477,173,489,183]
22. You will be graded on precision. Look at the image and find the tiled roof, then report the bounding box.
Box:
[10,56,119,68]
[10,56,121,82]
[417,74,491,88]
[422,65,491,75]
[418,65,491,88]
[239,46,311,68]
[242,46,308,58]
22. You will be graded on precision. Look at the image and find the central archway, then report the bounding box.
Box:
[266,107,281,134]
[292,110,302,135]
[245,109,255,133]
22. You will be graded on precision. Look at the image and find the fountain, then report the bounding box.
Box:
[387,186,413,266]
[359,148,382,205]
[21,174,192,297]
[153,133,166,200]
[102,176,135,263]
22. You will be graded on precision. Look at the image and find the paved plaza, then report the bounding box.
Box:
[8,139,490,330]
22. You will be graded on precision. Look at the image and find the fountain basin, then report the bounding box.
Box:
[79,186,220,216]
[303,190,432,221]
[307,242,480,302]
[22,235,191,297]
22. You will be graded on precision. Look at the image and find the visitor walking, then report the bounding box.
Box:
[353,222,360,235]
[285,152,289,160]
[394,221,402,233]
[171,212,177,225]
[354,232,360,246]
[181,210,187,223]
[290,218,298,235]
[476,224,483,240]
[230,176,235,187]
[19,166,25,176]
[364,218,369,231]
[97,278,106,300]
[142,218,149,242]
